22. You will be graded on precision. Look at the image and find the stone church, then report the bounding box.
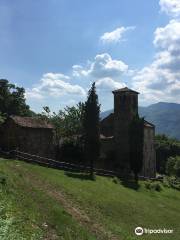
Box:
[100,87,156,178]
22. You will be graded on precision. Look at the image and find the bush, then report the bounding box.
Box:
[58,138,84,163]
[162,176,170,188]
[155,135,180,174]
[112,177,120,184]
[151,182,162,191]
[144,181,162,191]
[164,176,180,190]
[166,157,176,176]
[144,181,151,190]
[90,172,96,181]
[0,175,7,185]
[166,156,180,178]
[174,158,180,177]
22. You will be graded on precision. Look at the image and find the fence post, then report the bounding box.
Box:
[10,150,15,159]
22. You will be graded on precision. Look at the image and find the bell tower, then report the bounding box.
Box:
[112,87,139,170]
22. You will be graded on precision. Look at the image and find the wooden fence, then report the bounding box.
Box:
[0,149,118,177]
[0,148,159,180]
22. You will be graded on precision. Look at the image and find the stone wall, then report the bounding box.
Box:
[98,137,115,170]
[100,113,114,137]
[141,126,156,178]
[113,91,138,169]
[0,118,54,158]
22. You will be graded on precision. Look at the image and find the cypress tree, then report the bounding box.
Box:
[83,82,100,177]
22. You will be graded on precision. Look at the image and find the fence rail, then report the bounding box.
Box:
[0,148,158,180]
[0,149,118,177]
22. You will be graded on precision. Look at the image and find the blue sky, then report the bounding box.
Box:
[0,0,180,112]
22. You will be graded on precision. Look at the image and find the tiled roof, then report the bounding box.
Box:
[10,116,54,129]
[112,87,139,94]
[101,113,154,128]
[144,120,155,128]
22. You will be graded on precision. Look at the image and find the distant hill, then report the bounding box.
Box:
[100,102,180,140]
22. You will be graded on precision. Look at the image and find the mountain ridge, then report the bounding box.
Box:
[100,102,180,140]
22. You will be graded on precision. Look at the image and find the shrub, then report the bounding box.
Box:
[162,176,170,188]
[144,180,151,190]
[166,156,180,178]
[174,157,180,177]
[0,175,7,185]
[166,156,176,176]
[90,172,96,181]
[164,176,180,190]
[112,177,120,184]
[155,135,180,174]
[59,138,84,163]
[151,182,162,191]
[144,181,162,191]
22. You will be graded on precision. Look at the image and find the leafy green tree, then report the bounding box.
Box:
[39,103,85,144]
[83,82,100,177]
[155,134,180,173]
[175,157,180,178]
[129,115,144,182]
[166,156,176,176]
[0,79,32,117]
[166,156,180,178]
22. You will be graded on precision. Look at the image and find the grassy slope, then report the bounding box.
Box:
[0,159,180,240]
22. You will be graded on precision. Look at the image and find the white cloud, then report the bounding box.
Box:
[27,53,129,106]
[26,88,44,100]
[154,19,180,49]
[159,0,180,17]
[72,53,128,92]
[26,72,86,100]
[73,53,128,80]
[96,77,126,90]
[100,26,135,44]
[132,18,180,104]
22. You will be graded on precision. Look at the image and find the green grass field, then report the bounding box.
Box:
[0,158,180,240]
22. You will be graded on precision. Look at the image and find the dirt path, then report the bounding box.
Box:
[13,163,120,240]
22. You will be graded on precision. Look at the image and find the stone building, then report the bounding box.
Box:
[0,116,54,158]
[100,87,156,178]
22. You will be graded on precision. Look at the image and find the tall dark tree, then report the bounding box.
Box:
[129,114,144,182]
[0,79,32,117]
[83,82,100,176]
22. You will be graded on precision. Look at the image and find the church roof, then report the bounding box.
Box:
[112,87,139,94]
[100,113,155,129]
[144,120,155,128]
